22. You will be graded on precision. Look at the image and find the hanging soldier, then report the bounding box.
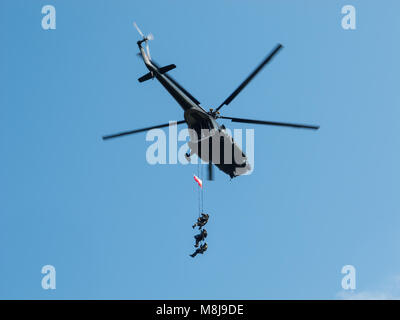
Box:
[194,229,208,247]
[190,243,208,258]
[192,213,209,230]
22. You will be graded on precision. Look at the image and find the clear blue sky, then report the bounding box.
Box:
[1,0,400,299]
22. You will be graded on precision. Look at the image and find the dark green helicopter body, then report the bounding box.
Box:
[103,23,319,180]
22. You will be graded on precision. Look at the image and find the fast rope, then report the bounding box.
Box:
[201,163,204,213]
[197,157,202,217]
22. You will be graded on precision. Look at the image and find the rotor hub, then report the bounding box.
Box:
[208,108,220,118]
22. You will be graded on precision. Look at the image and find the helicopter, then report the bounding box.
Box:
[103,23,319,180]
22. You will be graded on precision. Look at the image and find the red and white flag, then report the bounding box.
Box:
[193,175,203,188]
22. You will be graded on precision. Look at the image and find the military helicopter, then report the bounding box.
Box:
[103,23,319,180]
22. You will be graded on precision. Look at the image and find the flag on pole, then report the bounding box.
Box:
[193,175,203,188]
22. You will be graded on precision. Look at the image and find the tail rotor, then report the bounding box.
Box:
[133,22,154,60]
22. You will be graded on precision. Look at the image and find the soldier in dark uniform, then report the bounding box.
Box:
[190,243,208,258]
[192,213,209,230]
[194,229,208,248]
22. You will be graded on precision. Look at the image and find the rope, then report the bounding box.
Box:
[201,164,204,213]
[197,158,201,217]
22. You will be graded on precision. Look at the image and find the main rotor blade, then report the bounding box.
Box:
[219,116,319,130]
[103,120,186,140]
[215,44,283,112]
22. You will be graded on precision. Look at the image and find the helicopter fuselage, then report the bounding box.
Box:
[104,37,317,179]
[138,43,250,178]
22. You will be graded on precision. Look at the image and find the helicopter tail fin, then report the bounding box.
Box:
[158,64,176,74]
[138,64,176,83]
[138,72,153,82]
